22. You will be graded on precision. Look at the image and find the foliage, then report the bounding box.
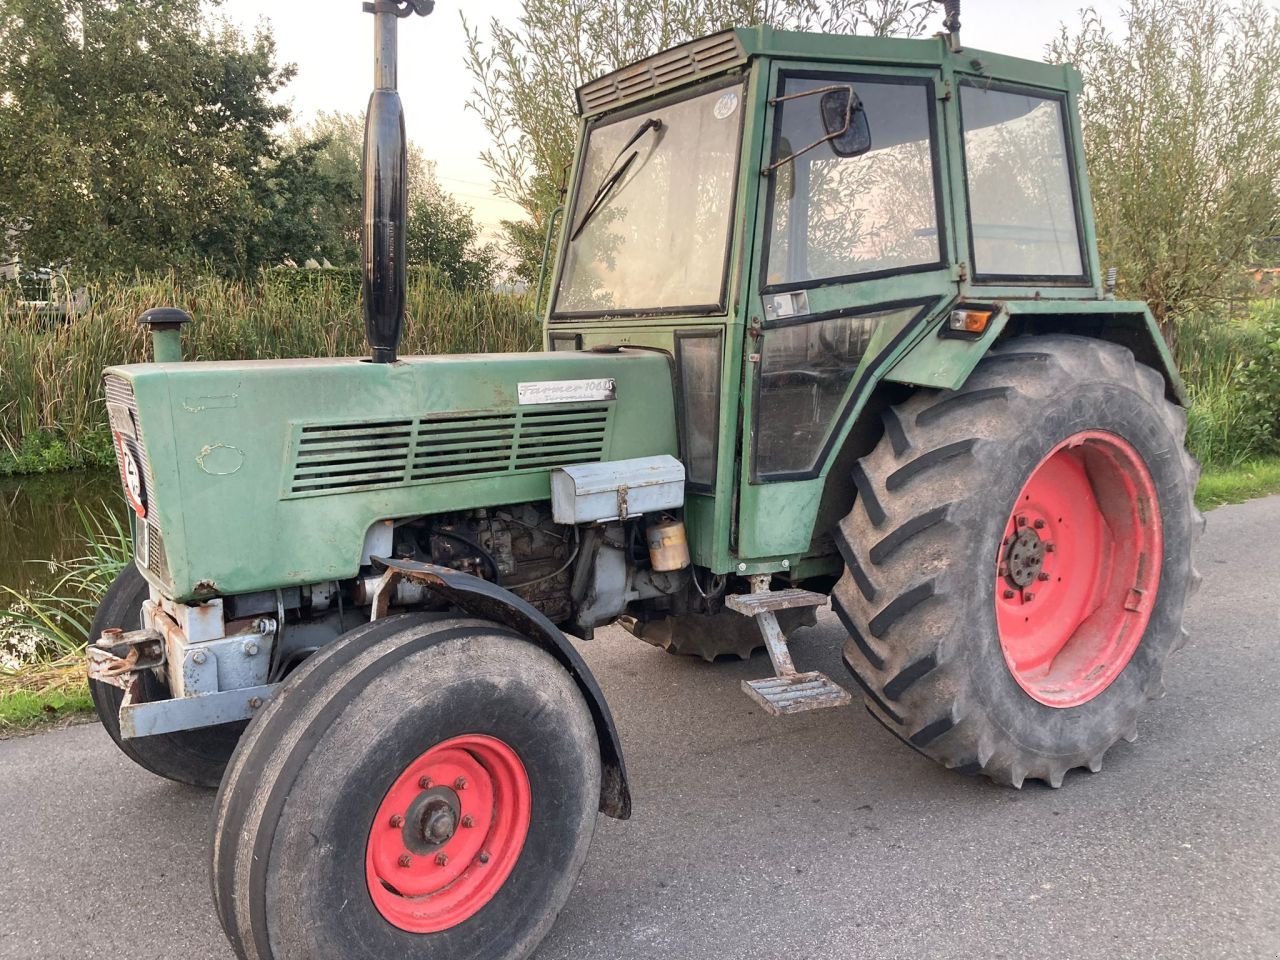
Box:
[1234,310,1280,456]
[1050,0,1280,331]
[275,112,498,287]
[1169,303,1278,468]
[0,0,293,277]
[463,0,936,268]
[0,270,538,472]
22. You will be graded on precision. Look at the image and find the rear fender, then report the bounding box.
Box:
[370,556,631,819]
[884,300,1187,405]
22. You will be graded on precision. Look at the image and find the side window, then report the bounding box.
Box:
[675,331,723,489]
[754,305,919,477]
[960,84,1085,280]
[765,75,942,289]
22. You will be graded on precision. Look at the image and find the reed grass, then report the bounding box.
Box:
[0,504,132,662]
[0,269,539,473]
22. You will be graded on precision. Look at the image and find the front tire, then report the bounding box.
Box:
[835,335,1201,788]
[89,564,243,788]
[212,614,601,960]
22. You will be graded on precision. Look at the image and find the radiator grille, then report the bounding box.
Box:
[286,405,613,498]
[103,374,169,583]
[577,31,746,115]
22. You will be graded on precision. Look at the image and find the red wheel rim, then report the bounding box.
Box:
[994,431,1163,708]
[366,734,531,933]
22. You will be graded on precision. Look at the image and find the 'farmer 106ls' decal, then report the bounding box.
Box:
[518,379,617,405]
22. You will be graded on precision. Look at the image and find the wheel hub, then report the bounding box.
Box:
[401,786,460,853]
[1003,526,1047,588]
[365,734,531,933]
[994,431,1163,709]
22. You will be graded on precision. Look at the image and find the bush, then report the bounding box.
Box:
[1235,310,1280,456]
[1172,305,1280,468]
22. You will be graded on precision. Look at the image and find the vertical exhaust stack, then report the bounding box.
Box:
[361,1,432,363]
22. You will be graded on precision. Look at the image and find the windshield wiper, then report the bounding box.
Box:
[570,117,663,241]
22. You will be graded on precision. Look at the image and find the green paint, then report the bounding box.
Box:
[114,352,677,600]
[149,328,184,364]
[112,27,1186,600]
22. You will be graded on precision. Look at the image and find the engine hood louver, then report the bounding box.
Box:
[285,405,614,498]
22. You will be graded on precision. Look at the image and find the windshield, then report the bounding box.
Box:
[554,82,745,316]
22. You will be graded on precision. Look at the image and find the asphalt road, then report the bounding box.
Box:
[3,496,1279,960]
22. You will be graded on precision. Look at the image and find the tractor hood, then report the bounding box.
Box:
[104,350,678,602]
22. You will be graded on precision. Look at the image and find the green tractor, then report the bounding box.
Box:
[88,2,1200,957]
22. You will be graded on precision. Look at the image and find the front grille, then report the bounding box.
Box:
[576,31,746,116]
[104,375,169,583]
[286,405,613,498]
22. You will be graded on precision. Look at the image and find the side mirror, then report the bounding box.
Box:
[820,88,872,158]
[762,84,873,177]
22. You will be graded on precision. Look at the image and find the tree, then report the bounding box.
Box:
[0,0,293,276]
[1050,0,1280,331]
[274,111,496,286]
[463,0,936,281]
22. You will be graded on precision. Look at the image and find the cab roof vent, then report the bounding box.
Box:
[576,31,746,117]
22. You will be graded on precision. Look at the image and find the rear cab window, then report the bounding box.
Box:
[959,82,1088,284]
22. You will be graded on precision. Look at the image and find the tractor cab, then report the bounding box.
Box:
[544,26,1147,583]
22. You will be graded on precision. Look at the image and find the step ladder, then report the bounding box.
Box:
[724,577,852,716]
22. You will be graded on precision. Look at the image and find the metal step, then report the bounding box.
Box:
[724,588,828,616]
[742,672,852,716]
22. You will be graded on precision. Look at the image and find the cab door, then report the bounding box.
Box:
[737,61,959,564]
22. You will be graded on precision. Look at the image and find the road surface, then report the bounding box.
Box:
[2,496,1278,960]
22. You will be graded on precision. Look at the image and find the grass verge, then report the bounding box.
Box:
[1195,458,1280,510]
[0,657,95,736]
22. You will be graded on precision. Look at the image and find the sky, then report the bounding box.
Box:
[216,0,1132,242]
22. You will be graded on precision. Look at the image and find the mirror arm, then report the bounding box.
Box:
[760,84,853,176]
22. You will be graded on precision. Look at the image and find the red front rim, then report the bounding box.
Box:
[366,734,531,933]
[995,431,1163,708]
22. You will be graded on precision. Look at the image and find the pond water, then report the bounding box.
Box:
[0,472,127,600]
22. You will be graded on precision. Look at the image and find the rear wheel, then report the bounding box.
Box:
[212,614,600,960]
[89,564,243,788]
[834,335,1201,787]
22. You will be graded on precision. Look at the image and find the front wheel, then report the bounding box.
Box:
[212,614,601,960]
[89,564,243,788]
[835,335,1202,788]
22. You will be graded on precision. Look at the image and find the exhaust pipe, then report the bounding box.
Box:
[361,1,432,363]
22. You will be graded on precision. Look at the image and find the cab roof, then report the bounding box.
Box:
[576,26,1082,119]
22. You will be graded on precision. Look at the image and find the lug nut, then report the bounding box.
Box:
[478,851,490,864]
[1003,589,1016,600]
[435,852,449,867]
[1025,593,1035,602]
[1033,519,1045,530]
[461,815,474,828]
[1045,543,1055,553]
[390,815,404,828]
[454,776,468,790]
[1017,515,1027,528]
[398,854,412,868]
[1038,572,1050,582]
[418,776,432,789]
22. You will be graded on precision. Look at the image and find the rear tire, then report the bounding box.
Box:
[834,335,1201,788]
[89,564,243,788]
[212,614,600,960]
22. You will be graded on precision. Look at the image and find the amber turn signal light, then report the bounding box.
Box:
[949,309,993,335]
